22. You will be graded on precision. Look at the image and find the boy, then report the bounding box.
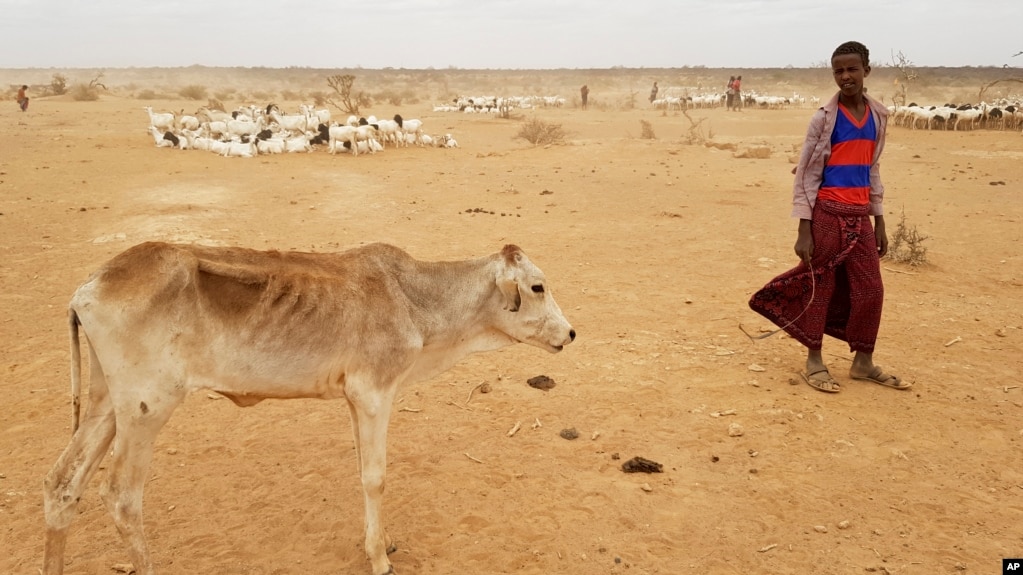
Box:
[17,85,29,111]
[748,41,909,393]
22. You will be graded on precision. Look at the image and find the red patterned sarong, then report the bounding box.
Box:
[749,200,883,353]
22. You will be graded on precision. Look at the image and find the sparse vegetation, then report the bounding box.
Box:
[515,117,566,146]
[70,83,99,101]
[136,89,161,100]
[68,73,107,101]
[50,73,68,96]
[886,208,929,266]
[206,97,225,111]
[325,74,370,115]
[639,119,656,139]
[178,84,208,100]
[890,50,917,107]
[680,110,710,145]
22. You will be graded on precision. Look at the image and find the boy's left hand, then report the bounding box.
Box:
[874,216,888,257]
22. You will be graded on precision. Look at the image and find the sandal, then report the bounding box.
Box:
[851,366,911,390]
[801,368,841,393]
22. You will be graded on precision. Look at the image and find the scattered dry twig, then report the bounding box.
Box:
[507,421,522,437]
[883,266,917,275]
[465,381,486,405]
[757,544,778,553]
[464,453,484,464]
[944,336,963,347]
[398,407,421,413]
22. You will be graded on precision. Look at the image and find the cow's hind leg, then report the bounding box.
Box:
[43,349,116,575]
[100,376,186,575]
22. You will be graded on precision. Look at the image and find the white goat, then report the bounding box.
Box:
[147,126,177,148]
[144,107,175,131]
[328,125,359,155]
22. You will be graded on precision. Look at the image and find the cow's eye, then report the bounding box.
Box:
[531,284,544,293]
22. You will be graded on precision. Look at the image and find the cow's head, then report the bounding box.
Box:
[496,245,575,353]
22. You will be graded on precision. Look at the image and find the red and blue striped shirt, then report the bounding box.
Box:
[818,103,876,206]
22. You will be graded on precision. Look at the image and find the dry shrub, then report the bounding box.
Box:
[680,109,710,145]
[280,89,303,101]
[178,85,207,100]
[206,97,225,111]
[50,74,68,96]
[639,119,656,139]
[309,91,328,107]
[886,208,929,265]
[376,89,403,106]
[136,89,161,100]
[515,117,566,146]
[214,89,236,102]
[70,84,99,101]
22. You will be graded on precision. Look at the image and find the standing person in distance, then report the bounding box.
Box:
[649,81,659,104]
[726,75,736,110]
[580,84,589,110]
[748,41,909,393]
[17,85,29,111]
[731,75,743,110]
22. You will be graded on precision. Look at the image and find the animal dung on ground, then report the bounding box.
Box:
[527,374,556,390]
[559,427,579,440]
[621,456,664,473]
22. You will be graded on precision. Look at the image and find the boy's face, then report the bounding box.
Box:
[832,54,870,98]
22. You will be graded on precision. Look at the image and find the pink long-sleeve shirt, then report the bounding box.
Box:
[791,92,889,220]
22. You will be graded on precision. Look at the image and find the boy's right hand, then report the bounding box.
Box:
[794,219,814,263]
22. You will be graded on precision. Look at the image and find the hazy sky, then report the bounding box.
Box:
[2,0,1020,69]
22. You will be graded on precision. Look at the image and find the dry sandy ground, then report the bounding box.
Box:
[1,71,1021,575]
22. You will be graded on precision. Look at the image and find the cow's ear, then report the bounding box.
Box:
[499,276,521,312]
[497,246,524,311]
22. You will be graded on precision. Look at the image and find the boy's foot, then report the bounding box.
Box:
[850,366,911,390]
[802,369,841,393]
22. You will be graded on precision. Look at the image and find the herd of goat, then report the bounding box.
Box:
[888,100,1023,131]
[144,104,458,158]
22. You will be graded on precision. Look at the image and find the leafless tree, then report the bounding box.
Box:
[890,50,917,107]
[324,74,369,116]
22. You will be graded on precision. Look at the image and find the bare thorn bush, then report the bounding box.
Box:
[206,97,225,111]
[886,208,929,266]
[515,117,566,146]
[639,119,656,139]
[680,110,710,145]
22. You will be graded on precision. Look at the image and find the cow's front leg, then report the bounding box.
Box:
[348,376,398,575]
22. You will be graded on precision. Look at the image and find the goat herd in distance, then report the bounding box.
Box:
[144,103,459,158]
[142,88,1023,159]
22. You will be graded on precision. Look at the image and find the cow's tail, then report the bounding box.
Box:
[69,308,82,434]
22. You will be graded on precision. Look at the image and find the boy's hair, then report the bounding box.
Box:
[832,41,869,67]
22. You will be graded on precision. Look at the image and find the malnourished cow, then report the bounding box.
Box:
[42,242,575,575]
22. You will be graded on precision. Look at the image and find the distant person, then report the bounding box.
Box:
[580,84,589,110]
[16,85,29,112]
[726,76,736,110]
[649,81,659,104]
[748,40,907,394]
[731,75,743,111]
